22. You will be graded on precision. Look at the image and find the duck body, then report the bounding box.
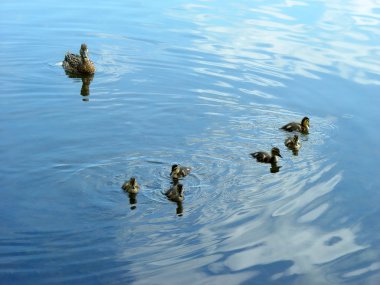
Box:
[164,184,184,202]
[121,177,140,194]
[280,117,309,134]
[285,135,301,151]
[170,164,191,180]
[63,43,95,75]
[251,147,282,163]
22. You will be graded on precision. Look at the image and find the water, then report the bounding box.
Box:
[1,0,380,284]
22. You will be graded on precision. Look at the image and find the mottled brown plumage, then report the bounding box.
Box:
[285,135,301,151]
[280,117,310,134]
[63,43,95,75]
[164,183,184,202]
[121,177,140,194]
[170,164,191,180]
[250,147,282,163]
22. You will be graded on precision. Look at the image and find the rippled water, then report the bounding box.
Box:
[1,0,380,284]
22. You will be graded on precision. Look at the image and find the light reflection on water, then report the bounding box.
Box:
[1,0,380,284]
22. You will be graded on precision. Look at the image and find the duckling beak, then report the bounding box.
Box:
[278,154,282,158]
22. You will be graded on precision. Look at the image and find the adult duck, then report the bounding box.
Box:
[63,43,95,75]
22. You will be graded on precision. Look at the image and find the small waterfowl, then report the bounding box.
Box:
[121,177,140,194]
[280,117,310,134]
[164,183,184,203]
[170,164,191,180]
[285,135,301,151]
[63,43,95,75]
[250,147,282,163]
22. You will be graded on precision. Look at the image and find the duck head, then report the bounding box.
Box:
[171,164,179,175]
[80,43,90,62]
[271,147,282,158]
[129,177,136,186]
[301,117,310,128]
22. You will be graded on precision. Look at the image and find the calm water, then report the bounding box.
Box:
[1,0,380,284]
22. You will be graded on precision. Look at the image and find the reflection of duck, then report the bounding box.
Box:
[65,72,94,99]
[285,135,301,151]
[251,147,282,163]
[80,75,93,96]
[164,183,184,203]
[280,117,309,134]
[63,43,95,75]
[121,177,140,194]
[170,164,191,180]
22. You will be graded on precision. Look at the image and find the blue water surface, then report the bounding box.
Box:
[1,0,380,284]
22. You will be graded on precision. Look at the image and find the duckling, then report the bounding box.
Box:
[285,135,301,151]
[170,164,191,180]
[280,117,309,134]
[250,147,282,163]
[164,183,184,203]
[63,43,95,75]
[121,177,140,194]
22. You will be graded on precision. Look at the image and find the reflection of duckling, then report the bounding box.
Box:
[270,162,282,173]
[170,164,191,180]
[285,135,301,151]
[164,183,184,203]
[280,117,309,134]
[63,43,95,75]
[121,177,140,194]
[176,201,183,216]
[128,193,137,210]
[250,147,282,163]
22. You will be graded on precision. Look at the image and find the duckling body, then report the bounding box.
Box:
[285,135,301,151]
[63,43,95,75]
[280,117,309,134]
[121,177,140,194]
[164,184,184,203]
[170,164,191,180]
[251,147,282,163]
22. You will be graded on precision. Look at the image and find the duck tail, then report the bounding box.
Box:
[250,152,258,158]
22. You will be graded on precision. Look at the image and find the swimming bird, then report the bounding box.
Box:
[121,177,140,194]
[250,147,282,163]
[280,117,309,134]
[285,135,301,151]
[164,183,184,203]
[63,43,95,75]
[170,164,191,180]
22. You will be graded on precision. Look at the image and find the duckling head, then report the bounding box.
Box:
[171,164,179,174]
[129,177,136,186]
[301,117,310,128]
[293,134,299,143]
[271,147,282,158]
[80,43,90,62]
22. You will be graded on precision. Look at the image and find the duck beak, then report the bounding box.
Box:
[278,153,282,158]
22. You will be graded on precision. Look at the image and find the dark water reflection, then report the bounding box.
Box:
[64,72,94,101]
[1,0,380,284]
